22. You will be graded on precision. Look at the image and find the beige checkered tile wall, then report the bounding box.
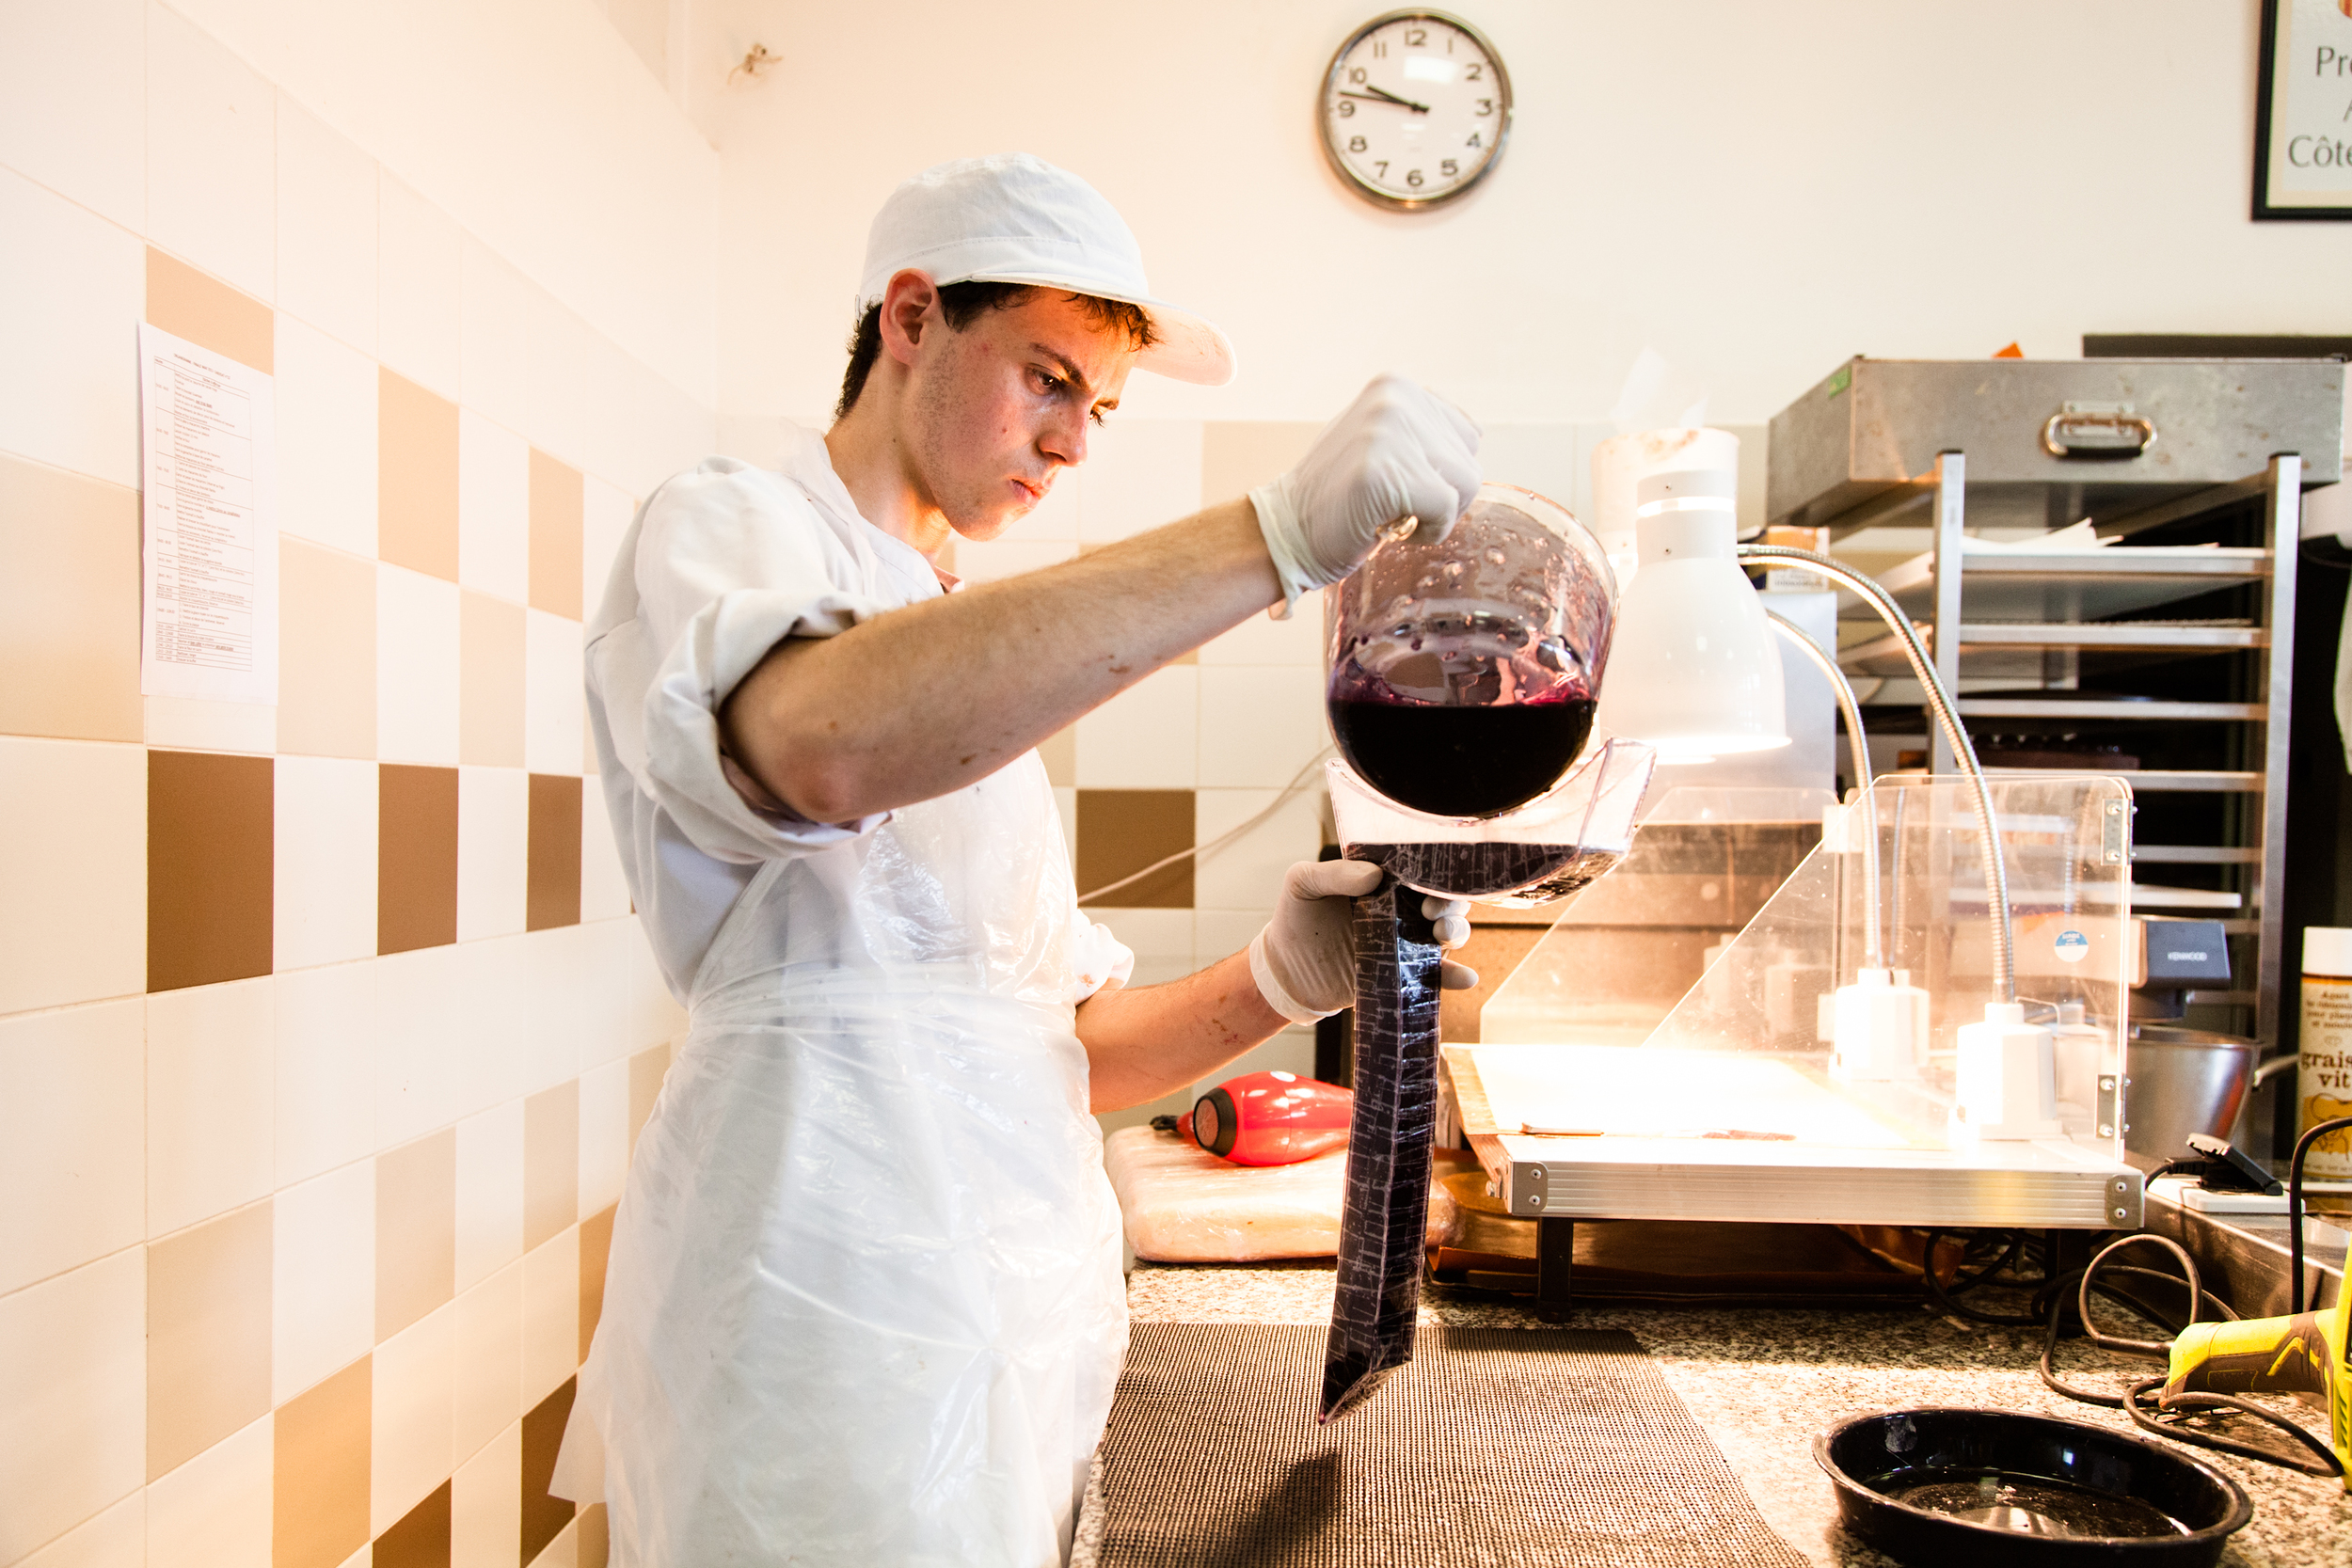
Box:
[0,12,705,1561]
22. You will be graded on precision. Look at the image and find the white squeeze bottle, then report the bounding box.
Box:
[2301,927,2352,1180]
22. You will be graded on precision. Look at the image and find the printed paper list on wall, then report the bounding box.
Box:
[138,323,278,705]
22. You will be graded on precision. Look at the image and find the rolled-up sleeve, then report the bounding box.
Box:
[606,460,894,865]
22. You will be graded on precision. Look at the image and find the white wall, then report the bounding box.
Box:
[705,0,2344,430]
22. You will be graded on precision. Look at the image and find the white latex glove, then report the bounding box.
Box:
[1248,860,1478,1024]
[1248,374,1483,619]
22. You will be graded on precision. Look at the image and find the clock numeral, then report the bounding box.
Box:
[1348,67,1367,83]
[1336,98,1355,118]
[1406,168,1424,188]
[1404,26,1425,45]
[1348,135,1367,153]
[1372,39,1387,57]
[1465,62,1483,80]
[1374,160,1389,178]
[1440,159,1458,177]
[1475,98,1494,117]
[1467,132,1483,148]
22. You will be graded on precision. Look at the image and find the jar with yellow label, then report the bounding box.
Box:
[2300,927,2352,1179]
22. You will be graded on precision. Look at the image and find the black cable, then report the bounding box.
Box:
[1923,1230,2047,1326]
[2287,1116,2352,1315]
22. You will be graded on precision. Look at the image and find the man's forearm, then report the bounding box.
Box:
[1076,950,1294,1114]
[722,499,1279,822]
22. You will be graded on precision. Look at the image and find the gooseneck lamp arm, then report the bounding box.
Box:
[1765,612,1883,972]
[1740,544,2015,1003]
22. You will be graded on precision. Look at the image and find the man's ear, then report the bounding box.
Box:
[878,270,939,369]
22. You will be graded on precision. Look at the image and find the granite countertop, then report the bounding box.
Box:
[1072,1261,2352,1568]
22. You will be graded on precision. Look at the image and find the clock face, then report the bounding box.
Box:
[1319,10,1512,210]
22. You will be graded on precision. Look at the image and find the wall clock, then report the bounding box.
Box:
[1319,10,1513,211]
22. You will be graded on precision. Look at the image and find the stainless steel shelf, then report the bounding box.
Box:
[1957,698,2266,721]
[2134,845,2265,864]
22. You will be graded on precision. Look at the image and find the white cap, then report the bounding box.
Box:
[856,152,1235,388]
[2307,927,2352,977]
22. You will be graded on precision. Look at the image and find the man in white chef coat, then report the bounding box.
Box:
[558,153,1480,1566]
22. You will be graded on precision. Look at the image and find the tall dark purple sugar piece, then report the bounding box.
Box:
[1316,867,1444,1423]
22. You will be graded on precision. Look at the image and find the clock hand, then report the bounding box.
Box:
[1339,87,1431,114]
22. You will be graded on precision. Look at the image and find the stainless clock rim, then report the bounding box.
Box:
[1317,8,1514,213]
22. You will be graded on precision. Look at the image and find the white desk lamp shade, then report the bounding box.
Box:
[1592,475,1788,761]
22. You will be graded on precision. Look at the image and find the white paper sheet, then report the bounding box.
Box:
[139,323,278,706]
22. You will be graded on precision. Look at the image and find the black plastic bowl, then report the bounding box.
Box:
[1815,1407,2252,1566]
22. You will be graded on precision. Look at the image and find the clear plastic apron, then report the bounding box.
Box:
[561,752,1127,1567]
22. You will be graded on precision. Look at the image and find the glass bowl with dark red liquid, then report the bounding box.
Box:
[1325,483,1614,820]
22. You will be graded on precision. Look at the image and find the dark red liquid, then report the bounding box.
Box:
[1328,699,1596,819]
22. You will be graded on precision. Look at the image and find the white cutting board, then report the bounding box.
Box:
[1104,1125,1349,1262]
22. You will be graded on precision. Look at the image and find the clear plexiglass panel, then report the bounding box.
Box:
[1476,773,2134,1162]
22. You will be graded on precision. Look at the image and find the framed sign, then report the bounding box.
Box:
[2256,0,2352,218]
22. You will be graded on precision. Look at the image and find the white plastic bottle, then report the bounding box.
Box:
[2300,927,2352,1180]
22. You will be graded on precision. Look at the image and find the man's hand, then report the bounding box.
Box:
[1248,374,1482,617]
[1248,860,1477,1023]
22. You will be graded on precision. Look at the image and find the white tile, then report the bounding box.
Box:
[524,610,585,776]
[452,933,533,1118]
[1194,910,1269,970]
[524,295,595,478]
[457,766,530,942]
[274,97,376,356]
[377,566,462,765]
[142,696,275,754]
[1089,908,1195,988]
[454,1102,524,1292]
[271,1162,373,1405]
[12,1494,143,1568]
[579,1059,628,1219]
[378,176,462,399]
[0,1000,144,1297]
[1080,420,1202,544]
[1073,666,1197,788]
[0,167,147,486]
[0,738,145,1014]
[451,1418,521,1568]
[458,409,531,604]
[997,466,1080,544]
[620,920,685,1059]
[273,960,379,1187]
[1200,601,1324,667]
[144,4,275,301]
[452,1265,522,1465]
[580,478,634,623]
[518,1227,580,1408]
[0,0,144,230]
[374,943,463,1151]
[274,315,378,558]
[580,797,631,924]
[275,755,378,971]
[1197,665,1329,788]
[1192,787,1324,912]
[0,1250,147,1563]
[148,976,276,1239]
[370,1302,454,1535]
[1476,425,1585,524]
[712,413,789,468]
[956,538,1077,586]
[143,1412,271,1568]
[1053,786,1076,863]
[460,240,533,440]
[562,923,630,1078]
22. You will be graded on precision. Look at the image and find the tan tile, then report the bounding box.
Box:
[379,370,458,581]
[518,1381,576,1563]
[377,1129,456,1340]
[525,775,580,932]
[1200,421,1321,506]
[144,247,270,373]
[148,750,274,993]
[459,593,524,768]
[379,764,458,954]
[272,1355,371,1568]
[279,539,376,759]
[625,1044,669,1159]
[1075,789,1195,910]
[148,1200,273,1480]
[374,1478,450,1568]
[522,1083,577,1252]
[578,1503,609,1568]
[0,737,147,1014]
[0,454,140,741]
[527,451,582,620]
[1036,726,1075,787]
[577,1206,613,1363]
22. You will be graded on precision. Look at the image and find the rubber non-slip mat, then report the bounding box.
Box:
[1099,1323,1808,1568]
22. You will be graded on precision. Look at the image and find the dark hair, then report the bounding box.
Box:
[834,281,1158,420]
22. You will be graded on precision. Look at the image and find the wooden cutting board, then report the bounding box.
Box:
[1103,1125,1463,1263]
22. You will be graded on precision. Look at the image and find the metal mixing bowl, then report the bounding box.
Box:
[2124,1025,2257,1163]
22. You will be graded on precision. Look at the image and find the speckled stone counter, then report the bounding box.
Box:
[1070,1261,2352,1568]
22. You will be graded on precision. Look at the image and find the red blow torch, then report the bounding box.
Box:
[1152,1070,1354,1165]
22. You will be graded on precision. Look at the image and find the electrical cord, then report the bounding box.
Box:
[1076,744,1335,906]
[2286,1115,2352,1315]
[1922,1230,2049,1326]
